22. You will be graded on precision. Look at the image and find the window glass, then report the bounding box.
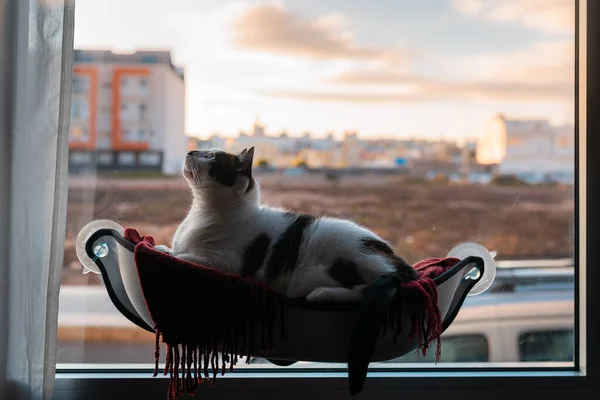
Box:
[384,334,489,363]
[519,330,574,362]
[59,0,576,368]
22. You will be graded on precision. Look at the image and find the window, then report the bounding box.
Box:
[519,330,574,362]
[50,1,600,399]
[140,55,157,63]
[97,152,114,166]
[122,127,139,142]
[72,76,88,93]
[389,334,489,363]
[69,125,89,142]
[139,103,147,120]
[139,78,150,95]
[117,151,136,165]
[71,99,89,120]
[70,101,79,119]
[69,151,94,165]
[139,152,161,166]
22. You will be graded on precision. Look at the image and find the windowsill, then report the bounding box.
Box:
[56,361,575,372]
[53,367,595,400]
[55,368,581,380]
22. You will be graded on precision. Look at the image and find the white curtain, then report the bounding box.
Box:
[0,0,75,399]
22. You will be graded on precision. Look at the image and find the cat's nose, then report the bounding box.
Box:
[187,150,200,158]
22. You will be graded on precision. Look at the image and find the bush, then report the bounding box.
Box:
[257,159,270,168]
[491,174,529,186]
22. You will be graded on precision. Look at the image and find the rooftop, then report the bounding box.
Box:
[73,49,184,80]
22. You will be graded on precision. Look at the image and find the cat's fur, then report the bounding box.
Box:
[159,147,416,302]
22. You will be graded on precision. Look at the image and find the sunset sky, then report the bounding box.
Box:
[73,0,575,140]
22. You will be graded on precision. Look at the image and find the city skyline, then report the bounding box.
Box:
[73,0,575,140]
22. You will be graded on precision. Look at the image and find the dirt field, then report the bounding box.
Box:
[62,173,574,285]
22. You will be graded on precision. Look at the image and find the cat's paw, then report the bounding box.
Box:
[154,244,173,255]
[306,287,331,302]
[306,286,365,302]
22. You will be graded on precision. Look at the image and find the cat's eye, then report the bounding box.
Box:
[205,153,215,160]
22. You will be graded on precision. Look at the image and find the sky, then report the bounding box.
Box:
[73,0,575,140]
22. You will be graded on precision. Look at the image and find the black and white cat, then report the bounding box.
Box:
[158,147,416,302]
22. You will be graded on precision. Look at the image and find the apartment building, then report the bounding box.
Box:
[69,49,186,175]
[476,114,574,183]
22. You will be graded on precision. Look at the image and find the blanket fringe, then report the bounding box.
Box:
[386,278,442,363]
[156,291,280,400]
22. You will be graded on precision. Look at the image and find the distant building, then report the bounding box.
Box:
[476,114,574,183]
[69,49,186,175]
[341,131,361,167]
[188,135,227,152]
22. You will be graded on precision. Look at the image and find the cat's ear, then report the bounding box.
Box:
[237,146,254,172]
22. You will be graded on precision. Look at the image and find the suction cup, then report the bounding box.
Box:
[446,242,497,296]
[75,219,125,274]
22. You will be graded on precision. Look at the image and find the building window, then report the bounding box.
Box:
[139,152,161,166]
[71,100,88,120]
[519,330,574,362]
[140,55,157,63]
[139,77,150,95]
[72,76,87,93]
[69,151,93,165]
[69,125,89,142]
[117,151,136,165]
[97,152,114,165]
[122,128,132,142]
[70,101,79,119]
[139,103,147,120]
[122,127,146,142]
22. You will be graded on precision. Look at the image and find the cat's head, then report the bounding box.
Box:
[182,147,257,203]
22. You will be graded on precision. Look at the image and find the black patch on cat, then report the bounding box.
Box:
[361,238,394,255]
[361,237,416,282]
[241,233,271,278]
[265,214,315,281]
[328,257,365,288]
[208,152,238,187]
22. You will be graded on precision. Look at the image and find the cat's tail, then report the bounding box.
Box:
[390,254,418,282]
[360,238,417,283]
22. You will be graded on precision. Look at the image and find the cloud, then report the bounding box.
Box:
[452,0,574,34]
[261,90,431,103]
[263,79,571,104]
[228,3,407,61]
[286,39,574,104]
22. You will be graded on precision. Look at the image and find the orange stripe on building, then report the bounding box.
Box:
[112,67,150,151]
[70,67,97,150]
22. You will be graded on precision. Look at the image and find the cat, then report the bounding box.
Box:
[157,147,417,302]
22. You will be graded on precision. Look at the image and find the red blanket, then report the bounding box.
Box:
[124,228,458,399]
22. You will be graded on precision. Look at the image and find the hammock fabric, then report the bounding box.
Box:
[124,228,459,400]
